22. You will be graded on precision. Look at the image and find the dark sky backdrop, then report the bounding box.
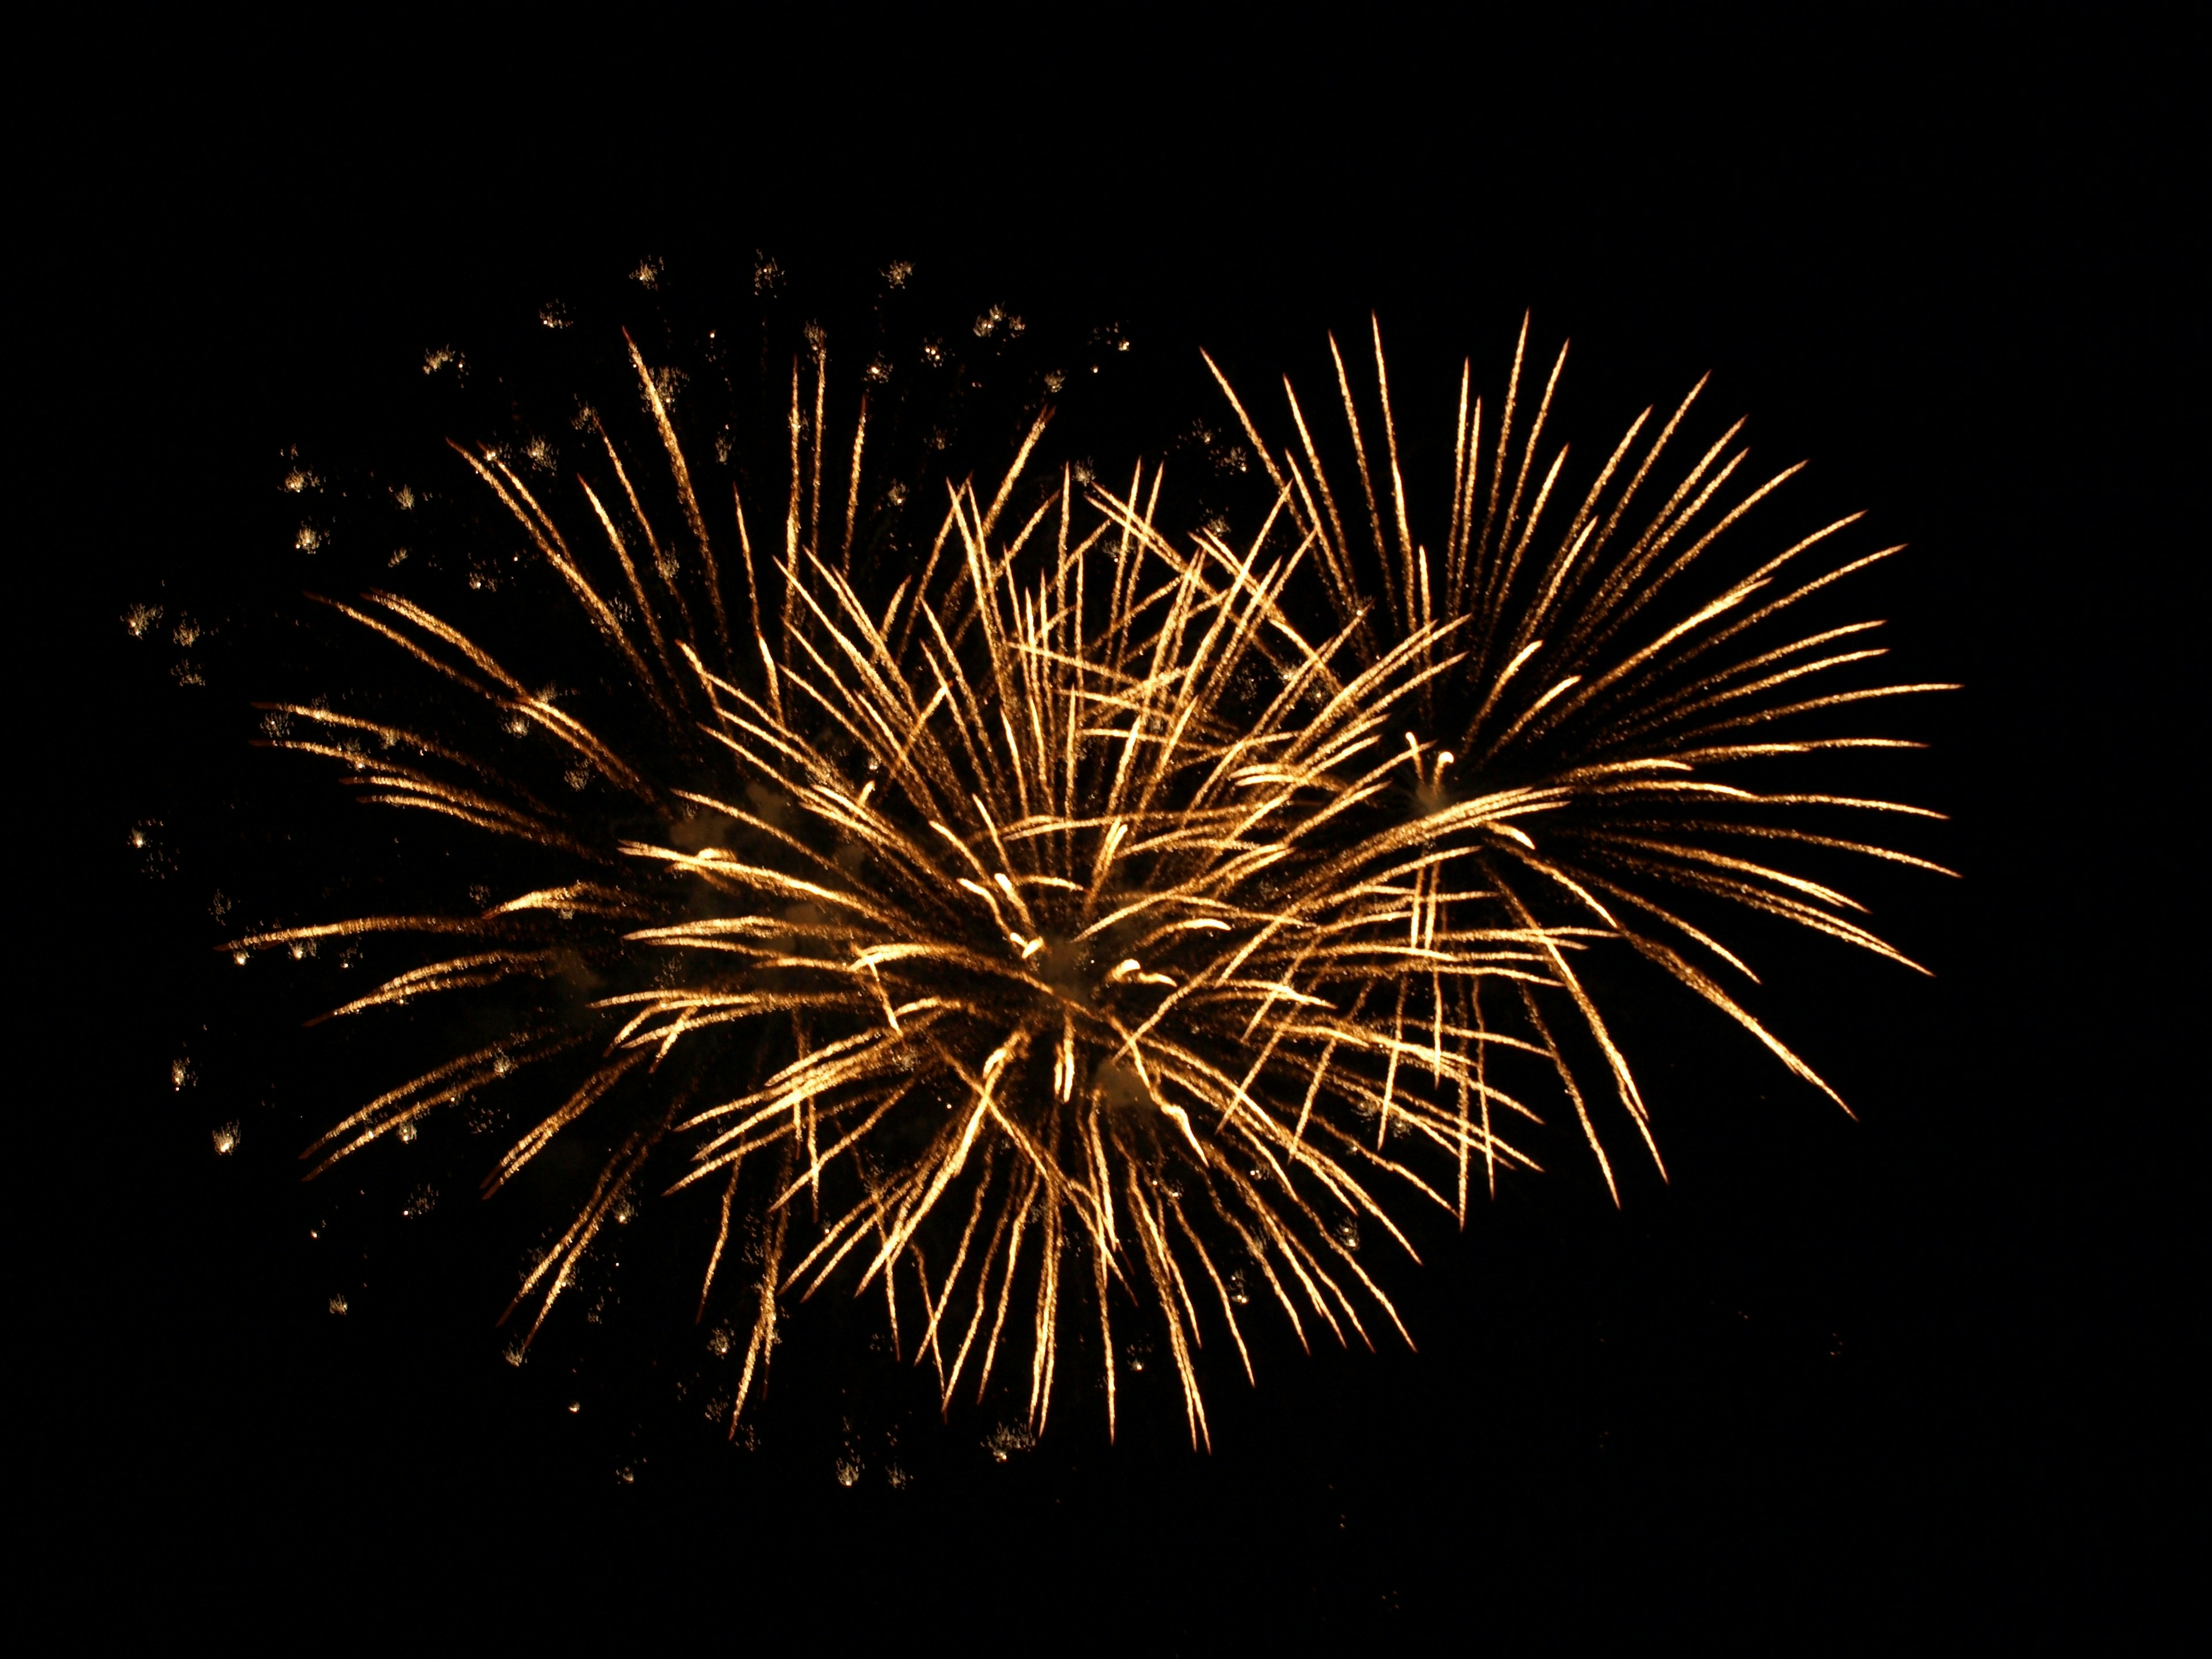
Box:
[42,21,2183,1646]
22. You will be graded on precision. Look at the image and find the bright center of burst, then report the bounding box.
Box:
[934,868,1217,1132]
[951,870,1177,1001]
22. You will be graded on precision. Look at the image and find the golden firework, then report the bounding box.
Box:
[235,314,1948,1449]
[1203,315,1956,1202]
[237,330,1545,1449]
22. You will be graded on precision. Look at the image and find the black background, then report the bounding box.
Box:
[33,19,2184,1646]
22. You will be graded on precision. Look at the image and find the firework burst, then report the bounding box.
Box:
[236,328,1546,1449]
[1203,314,1956,1201]
[233,309,1948,1450]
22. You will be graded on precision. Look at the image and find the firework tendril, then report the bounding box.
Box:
[236,317,1949,1448]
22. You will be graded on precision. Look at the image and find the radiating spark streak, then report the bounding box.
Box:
[625,331,728,655]
[305,950,552,1024]
[488,1053,648,1195]
[452,443,676,724]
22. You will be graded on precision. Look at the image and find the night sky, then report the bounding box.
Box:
[44,24,2182,1645]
